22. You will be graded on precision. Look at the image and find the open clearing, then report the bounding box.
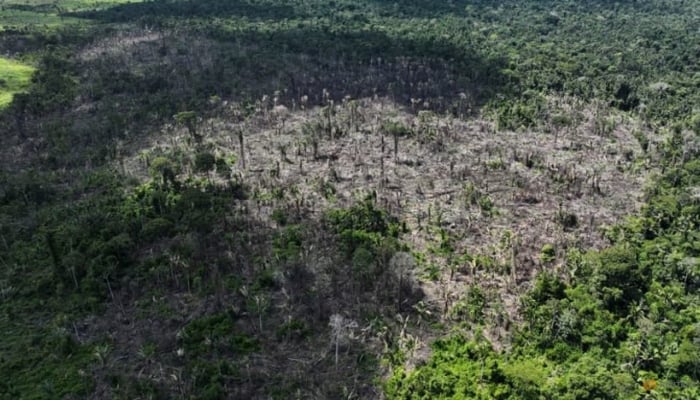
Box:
[121,94,659,332]
[128,96,654,262]
[0,0,143,31]
[95,93,662,390]
[0,56,34,107]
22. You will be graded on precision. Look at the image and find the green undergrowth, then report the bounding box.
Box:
[0,299,96,399]
[0,163,409,397]
[385,129,700,399]
[0,167,247,397]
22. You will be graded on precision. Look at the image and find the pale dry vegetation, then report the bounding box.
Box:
[121,93,658,342]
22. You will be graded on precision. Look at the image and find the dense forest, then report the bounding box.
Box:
[0,0,698,399]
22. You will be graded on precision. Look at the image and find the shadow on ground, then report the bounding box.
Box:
[3,1,511,168]
[66,0,474,22]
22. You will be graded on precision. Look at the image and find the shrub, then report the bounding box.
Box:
[194,152,216,173]
[272,225,303,263]
[381,121,413,137]
[540,244,556,265]
[326,198,399,257]
[150,156,178,185]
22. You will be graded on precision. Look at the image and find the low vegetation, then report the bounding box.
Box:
[0,57,34,107]
[0,0,698,398]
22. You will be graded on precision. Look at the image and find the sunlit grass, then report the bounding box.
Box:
[0,57,35,108]
[2,0,139,11]
[0,0,145,31]
[0,1,147,107]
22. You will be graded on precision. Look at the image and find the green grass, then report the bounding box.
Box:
[0,57,34,108]
[0,0,148,107]
[0,0,144,31]
[2,0,139,11]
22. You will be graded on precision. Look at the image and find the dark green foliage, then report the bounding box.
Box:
[529,271,566,304]
[0,311,95,399]
[0,164,257,396]
[391,148,700,398]
[493,93,547,131]
[381,121,413,138]
[275,319,310,341]
[149,156,178,186]
[194,151,216,173]
[351,246,376,289]
[385,336,515,399]
[188,360,240,400]
[556,210,578,230]
[109,376,167,400]
[180,313,258,357]
[252,268,278,291]
[270,207,288,226]
[141,217,175,241]
[272,224,303,263]
[23,50,77,113]
[326,197,399,257]
[451,285,485,324]
[101,233,133,263]
[595,244,649,313]
[389,108,700,397]
[327,197,394,237]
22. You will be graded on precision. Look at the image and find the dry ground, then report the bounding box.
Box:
[120,94,660,347]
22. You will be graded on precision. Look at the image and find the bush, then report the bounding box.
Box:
[529,271,566,304]
[150,156,178,185]
[270,208,288,226]
[326,198,395,236]
[275,319,310,341]
[272,225,303,263]
[596,245,648,313]
[540,244,556,265]
[450,285,486,323]
[381,121,413,137]
[194,152,216,173]
[326,198,399,257]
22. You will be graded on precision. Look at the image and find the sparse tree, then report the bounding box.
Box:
[328,314,358,369]
[174,111,200,142]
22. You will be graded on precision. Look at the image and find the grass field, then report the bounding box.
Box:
[0,0,143,30]
[0,57,34,107]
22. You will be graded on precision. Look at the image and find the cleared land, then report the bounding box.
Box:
[115,92,659,353]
